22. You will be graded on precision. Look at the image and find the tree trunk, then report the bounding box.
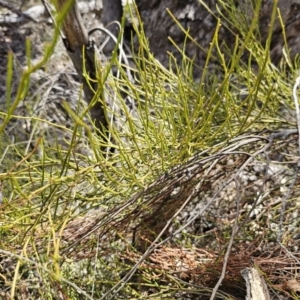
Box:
[102,0,300,79]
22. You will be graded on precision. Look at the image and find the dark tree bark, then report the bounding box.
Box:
[101,0,123,55]
[102,0,300,79]
[259,1,300,63]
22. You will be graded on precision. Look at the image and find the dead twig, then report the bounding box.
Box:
[46,0,109,142]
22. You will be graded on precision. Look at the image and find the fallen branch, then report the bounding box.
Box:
[241,267,271,300]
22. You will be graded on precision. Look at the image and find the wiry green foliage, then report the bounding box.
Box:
[0,0,297,298]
